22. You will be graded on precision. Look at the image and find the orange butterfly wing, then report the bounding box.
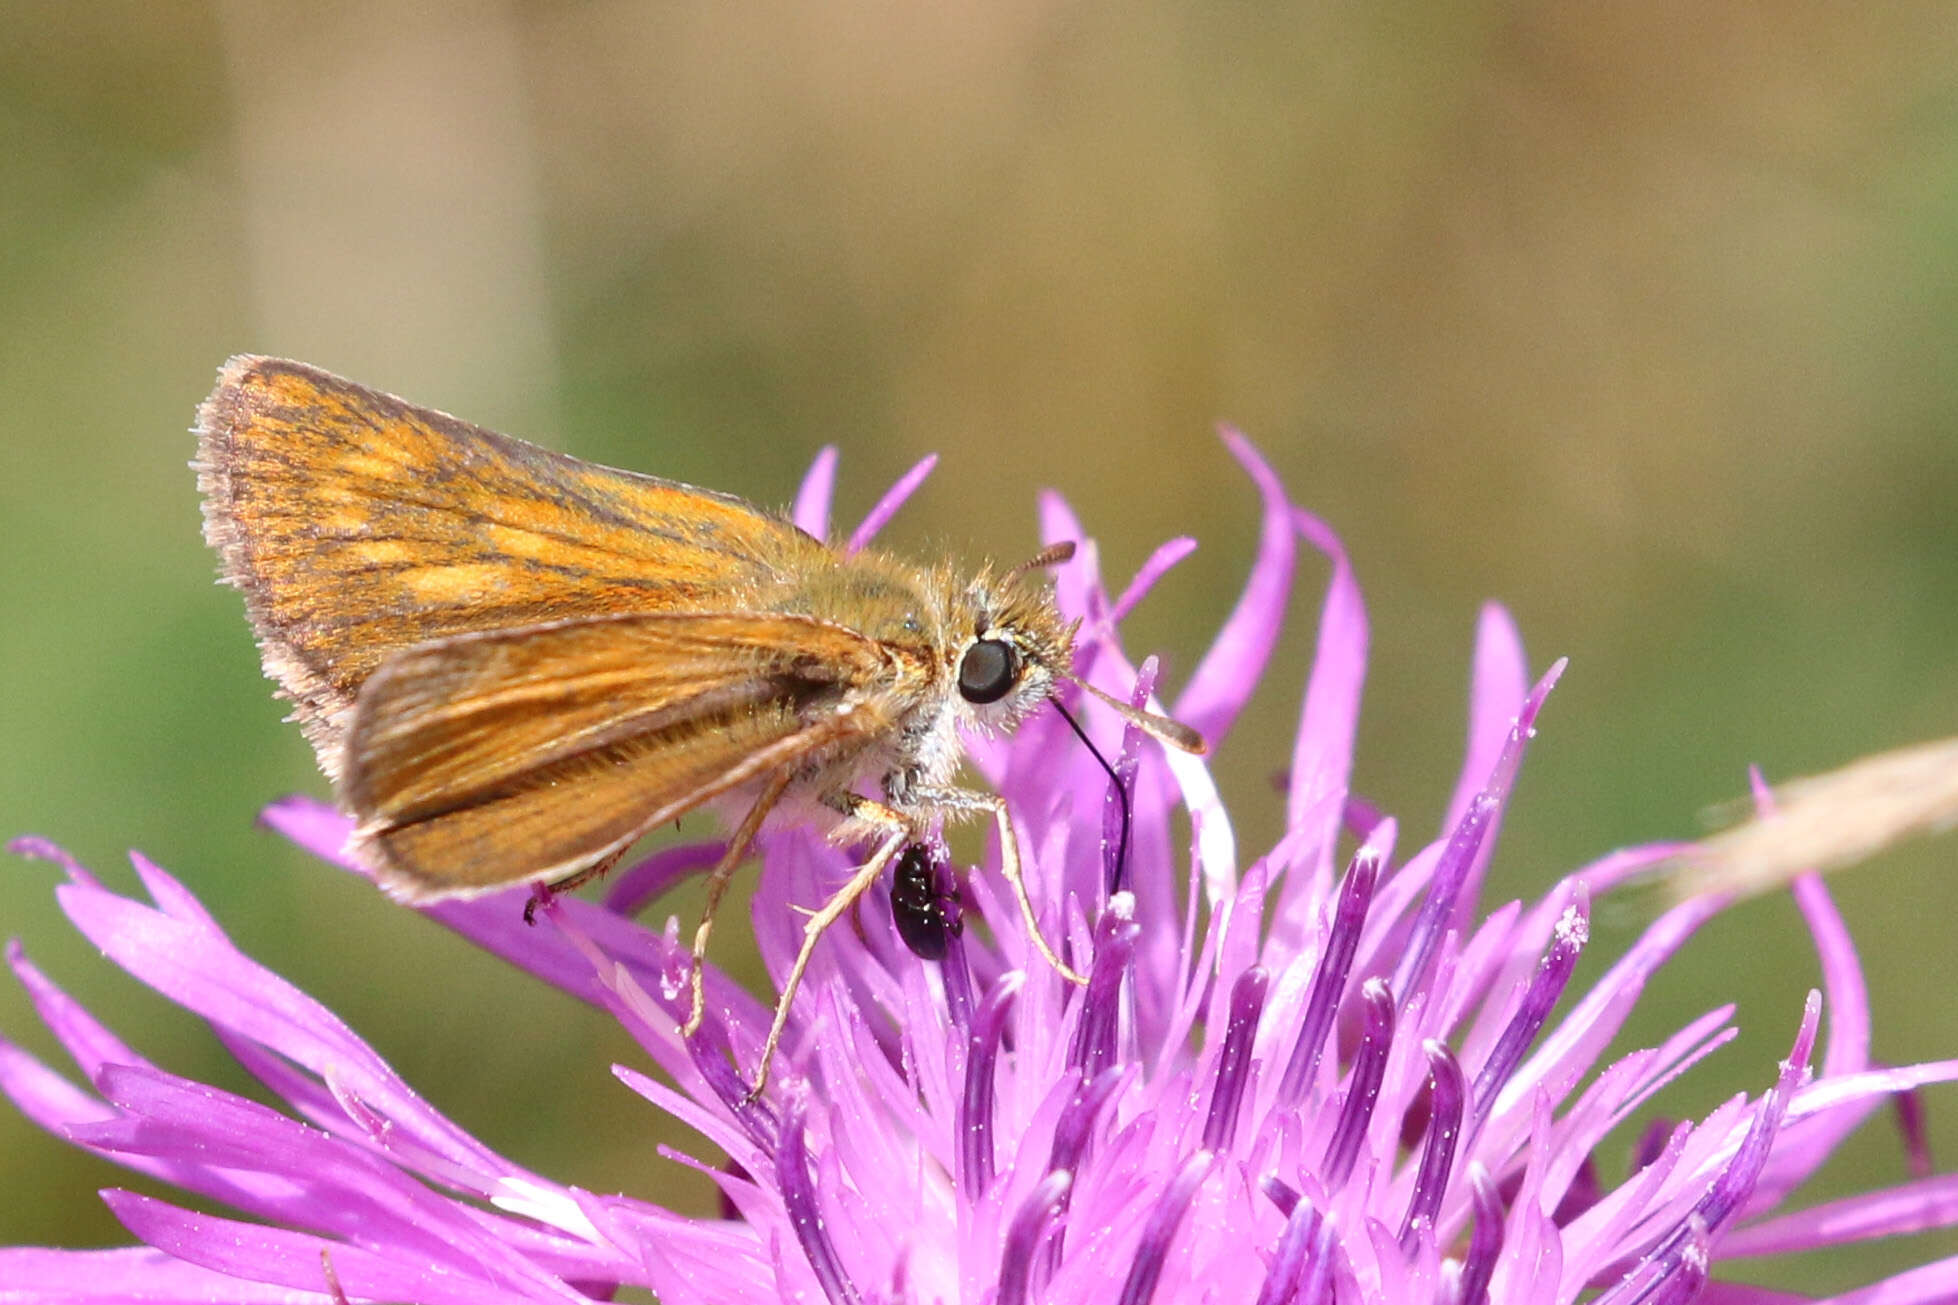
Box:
[195,355,830,776]
[342,612,903,896]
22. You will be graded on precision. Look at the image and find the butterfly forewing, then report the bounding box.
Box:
[196,356,829,773]
[345,612,903,896]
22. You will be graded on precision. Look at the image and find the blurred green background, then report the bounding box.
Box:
[5,0,1958,1291]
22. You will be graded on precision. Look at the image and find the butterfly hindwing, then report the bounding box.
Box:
[341,611,901,896]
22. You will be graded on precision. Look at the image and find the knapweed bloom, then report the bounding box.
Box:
[8,437,1958,1303]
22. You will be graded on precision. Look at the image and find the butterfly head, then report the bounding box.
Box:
[950,562,1075,735]
[948,541,1205,757]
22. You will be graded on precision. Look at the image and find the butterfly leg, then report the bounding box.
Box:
[747,816,909,1100]
[682,769,794,1038]
[522,844,634,925]
[908,785,1089,987]
[980,791,1089,988]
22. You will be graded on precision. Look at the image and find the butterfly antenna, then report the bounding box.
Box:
[1011,540,1077,574]
[1051,698,1135,897]
[1062,674,1207,756]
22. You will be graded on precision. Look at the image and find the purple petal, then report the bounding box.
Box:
[1819,1255,1958,1305]
[602,841,728,916]
[127,852,223,928]
[1389,659,1564,1004]
[1027,493,1238,921]
[1897,1087,1934,1180]
[255,797,355,868]
[1499,894,1729,1148]
[51,873,519,1184]
[844,454,936,555]
[1743,765,1871,1083]
[1638,994,1823,1286]
[78,1064,590,1284]
[614,1063,773,1183]
[0,1035,131,1165]
[1296,1214,1342,1305]
[1783,1060,1958,1122]
[261,798,769,1039]
[1036,490,1102,633]
[1746,870,1874,1208]
[103,1189,572,1305]
[792,445,840,538]
[8,940,149,1088]
[0,1245,328,1303]
[1720,1174,1958,1257]
[1110,537,1199,625]
[8,835,103,889]
[1280,507,1369,910]
[0,1035,329,1226]
[1172,429,1298,746]
[1445,604,1528,833]
[1795,870,1869,1081]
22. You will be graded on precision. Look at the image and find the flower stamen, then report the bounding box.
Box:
[1322,980,1395,1189]
[1202,965,1269,1150]
[958,971,1021,1194]
[1399,1040,1467,1252]
[1277,833,1386,1110]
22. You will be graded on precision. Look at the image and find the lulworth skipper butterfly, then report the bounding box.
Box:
[195,356,1203,1090]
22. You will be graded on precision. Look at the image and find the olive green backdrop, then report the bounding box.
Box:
[4,1,1957,1291]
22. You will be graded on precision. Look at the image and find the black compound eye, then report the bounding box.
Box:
[957,638,1019,705]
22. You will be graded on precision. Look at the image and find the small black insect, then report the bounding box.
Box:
[890,841,962,961]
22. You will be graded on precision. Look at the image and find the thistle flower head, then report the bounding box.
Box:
[7,436,1958,1303]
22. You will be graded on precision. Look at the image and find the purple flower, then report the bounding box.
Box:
[9,436,1958,1303]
